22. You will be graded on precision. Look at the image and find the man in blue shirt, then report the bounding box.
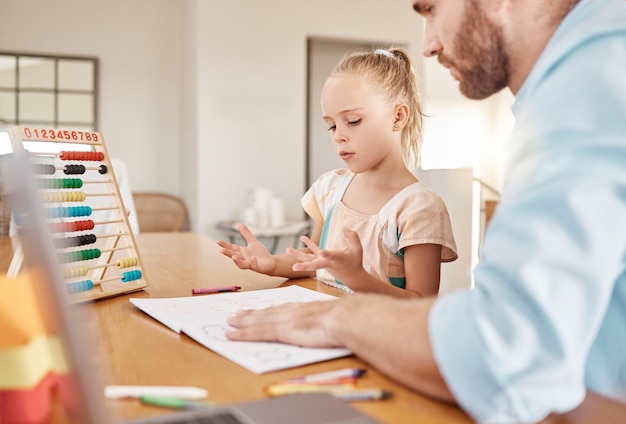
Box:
[226,0,626,422]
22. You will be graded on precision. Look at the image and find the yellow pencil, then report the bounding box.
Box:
[264,383,392,401]
[264,382,355,397]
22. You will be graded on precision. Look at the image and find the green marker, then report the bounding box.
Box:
[140,395,215,410]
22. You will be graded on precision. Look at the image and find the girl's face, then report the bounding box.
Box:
[320,73,399,174]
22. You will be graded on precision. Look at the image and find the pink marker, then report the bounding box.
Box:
[192,285,241,295]
[285,368,367,384]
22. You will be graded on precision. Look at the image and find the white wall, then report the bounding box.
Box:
[0,0,182,195]
[192,0,424,237]
[417,168,474,294]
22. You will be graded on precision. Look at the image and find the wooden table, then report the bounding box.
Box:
[0,235,16,275]
[2,234,623,423]
[74,232,472,424]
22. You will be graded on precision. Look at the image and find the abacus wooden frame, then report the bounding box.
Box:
[7,126,148,303]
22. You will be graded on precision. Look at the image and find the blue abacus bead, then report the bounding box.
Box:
[67,280,94,293]
[121,270,142,282]
[76,206,92,217]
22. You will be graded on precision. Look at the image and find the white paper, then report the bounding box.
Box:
[130,286,352,374]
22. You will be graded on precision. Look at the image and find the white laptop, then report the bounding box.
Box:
[1,147,379,424]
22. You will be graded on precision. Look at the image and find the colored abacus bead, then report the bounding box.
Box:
[46,206,92,218]
[53,234,97,249]
[63,266,89,278]
[57,248,102,264]
[59,151,105,161]
[42,191,87,203]
[121,270,142,282]
[63,164,86,175]
[64,178,83,188]
[116,257,138,268]
[71,206,92,217]
[81,248,102,260]
[32,164,56,175]
[37,178,83,189]
[48,220,95,233]
[67,280,94,294]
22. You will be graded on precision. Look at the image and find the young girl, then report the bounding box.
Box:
[217,47,457,298]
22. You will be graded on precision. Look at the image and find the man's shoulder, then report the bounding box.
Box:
[518,0,626,100]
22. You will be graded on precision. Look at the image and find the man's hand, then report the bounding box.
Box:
[226,299,343,347]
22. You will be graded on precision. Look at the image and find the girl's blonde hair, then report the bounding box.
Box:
[330,47,424,171]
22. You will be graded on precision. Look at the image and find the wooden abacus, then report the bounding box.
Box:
[7,126,149,303]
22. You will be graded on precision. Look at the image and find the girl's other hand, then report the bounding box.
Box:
[288,227,366,285]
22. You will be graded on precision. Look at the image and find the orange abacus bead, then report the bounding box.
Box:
[48,220,96,233]
[59,151,105,161]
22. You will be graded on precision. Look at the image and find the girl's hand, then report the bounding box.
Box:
[287,227,367,285]
[216,223,277,274]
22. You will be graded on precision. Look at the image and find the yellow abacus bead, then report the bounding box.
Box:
[63,265,88,278]
[41,192,58,203]
[116,257,138,268]
[68,191,86,201]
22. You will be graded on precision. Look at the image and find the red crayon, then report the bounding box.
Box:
[191,285,241,295]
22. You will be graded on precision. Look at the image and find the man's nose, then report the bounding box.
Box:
[422,23,442,57]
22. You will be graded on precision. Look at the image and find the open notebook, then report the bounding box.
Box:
[130,286,352,374]
[1,148,378,423]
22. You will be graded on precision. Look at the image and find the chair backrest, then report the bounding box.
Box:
[132,192,189,232]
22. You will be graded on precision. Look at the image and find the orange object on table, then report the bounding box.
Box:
[0,272,77,424]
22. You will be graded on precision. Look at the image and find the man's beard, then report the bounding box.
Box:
[440,1,510,100]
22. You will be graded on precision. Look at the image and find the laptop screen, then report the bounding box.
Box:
[1,148,107,423]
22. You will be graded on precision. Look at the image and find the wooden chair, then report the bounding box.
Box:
[132,192,189,232]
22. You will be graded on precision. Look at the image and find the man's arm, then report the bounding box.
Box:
[540,391,626,424]
[226,293,455,402]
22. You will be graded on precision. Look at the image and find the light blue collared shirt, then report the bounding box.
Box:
[429,0,626,422]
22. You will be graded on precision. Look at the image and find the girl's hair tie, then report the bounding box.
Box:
[375,49,394,58]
